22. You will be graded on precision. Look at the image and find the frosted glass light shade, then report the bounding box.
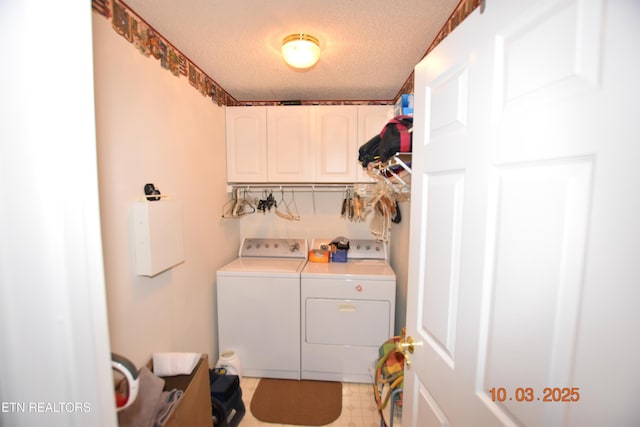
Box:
[281,34,321,69]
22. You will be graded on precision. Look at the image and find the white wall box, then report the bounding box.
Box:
[225,105,392,183]
[133,200,184,276]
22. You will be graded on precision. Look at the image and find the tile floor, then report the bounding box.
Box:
[237,377,402,427]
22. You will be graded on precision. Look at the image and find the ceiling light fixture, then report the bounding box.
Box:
[281,33,321,69]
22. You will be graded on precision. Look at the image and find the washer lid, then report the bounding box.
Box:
[302,259,395,280]
[217,257,306,277]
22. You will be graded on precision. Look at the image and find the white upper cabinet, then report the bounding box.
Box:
[225,105,392,183]
[356,105,392,182]
[225,106,267,182]
[267,106,314,182]
[312,106,358,182]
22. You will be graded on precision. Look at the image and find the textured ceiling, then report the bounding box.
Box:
[122,0,461,102]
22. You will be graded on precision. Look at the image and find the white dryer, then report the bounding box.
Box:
[216,238,307,380]
[301,239,396,383]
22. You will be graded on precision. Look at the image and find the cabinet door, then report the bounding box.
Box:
[356,105,392,182]
[311,106,358,182]
[267,106,313,182]
[225,106,267,182]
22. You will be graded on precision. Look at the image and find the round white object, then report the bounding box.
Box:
[215,350,243,378]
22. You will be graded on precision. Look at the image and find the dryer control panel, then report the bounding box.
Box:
[312,238,388,260]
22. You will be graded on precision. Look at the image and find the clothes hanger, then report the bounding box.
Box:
[284,189,301,221]
[275,188,301,221]
[231,188,256,217]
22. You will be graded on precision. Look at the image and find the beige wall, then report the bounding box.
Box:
[92,15,238,368]
[389,200,410,335]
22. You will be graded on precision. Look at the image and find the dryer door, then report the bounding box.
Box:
[306,298,390,346]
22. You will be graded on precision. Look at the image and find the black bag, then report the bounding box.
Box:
[209,370,245,427]
[378,116,413,162]
[210,372,239,401]
[358,134,382,167]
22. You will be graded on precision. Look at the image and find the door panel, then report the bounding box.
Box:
[356,105,391,182]
[225,106,267,182]
[431,66,469,138]
[267,106,313,182]
[477,158,593,426]
[313,106,358,182]
[421,171,464,365]
[493,0,603,117]
[405,0,640,426]
[418,383,450,426]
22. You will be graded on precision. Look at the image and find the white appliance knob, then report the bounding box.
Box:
[274,243,279,248]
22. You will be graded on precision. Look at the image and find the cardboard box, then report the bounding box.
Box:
[154,354,212,427]
[393,93,414,117]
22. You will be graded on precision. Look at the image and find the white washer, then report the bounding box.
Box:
[301,239,396,383]
[216,238,307,380]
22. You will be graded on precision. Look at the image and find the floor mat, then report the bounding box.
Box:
[249,378,342,426]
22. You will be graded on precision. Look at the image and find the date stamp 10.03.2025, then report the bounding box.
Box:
[489,387,580,403]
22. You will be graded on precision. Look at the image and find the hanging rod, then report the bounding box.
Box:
[225,183,365,193]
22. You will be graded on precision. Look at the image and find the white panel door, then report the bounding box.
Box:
[405,0,640,426]
[267,106,314,182]
[356,105,392,182]
[312,105,359,182]
[225,106,267,182]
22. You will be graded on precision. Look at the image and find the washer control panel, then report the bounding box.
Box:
[239,238,308,258]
